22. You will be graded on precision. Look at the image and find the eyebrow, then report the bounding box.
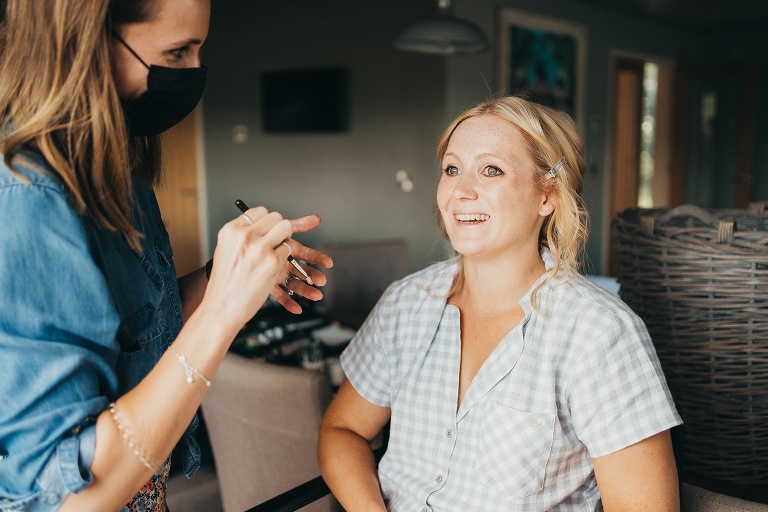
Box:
[442,151,503,161]
[169,37,204,47]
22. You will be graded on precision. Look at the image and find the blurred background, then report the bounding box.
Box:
[156,0,768,277]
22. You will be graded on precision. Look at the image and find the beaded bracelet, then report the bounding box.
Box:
[169,347,212,388]
[108,402,161,474]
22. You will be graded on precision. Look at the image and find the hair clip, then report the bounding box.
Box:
[546,157,566,180]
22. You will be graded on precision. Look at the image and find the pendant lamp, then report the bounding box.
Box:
[393,0,488,55]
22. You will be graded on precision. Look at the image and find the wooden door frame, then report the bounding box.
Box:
[194,102,210,263]
[607,58,643,277]
[602,50,676,275]
[157,103,209,276]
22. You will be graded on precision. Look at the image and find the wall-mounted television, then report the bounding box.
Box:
[261,66,349,133]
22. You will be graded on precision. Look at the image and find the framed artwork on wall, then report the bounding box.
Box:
[496,8,587,124]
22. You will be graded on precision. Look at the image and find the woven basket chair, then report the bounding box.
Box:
[611,202,768,486]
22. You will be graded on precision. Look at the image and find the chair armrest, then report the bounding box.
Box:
[245,476,331,512]
[245,444,388,512]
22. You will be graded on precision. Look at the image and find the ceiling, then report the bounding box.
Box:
[574,0,768,28]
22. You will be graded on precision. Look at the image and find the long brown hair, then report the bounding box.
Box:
[436,96,589,301]
[0,0,160,250]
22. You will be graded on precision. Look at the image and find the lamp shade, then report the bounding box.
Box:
[394,10,488,55]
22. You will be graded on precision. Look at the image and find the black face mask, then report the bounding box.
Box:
[114,33,207,137]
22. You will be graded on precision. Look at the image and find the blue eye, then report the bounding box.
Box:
[484,166,503,176]
[169,47,189,59]
[444,165,460,176]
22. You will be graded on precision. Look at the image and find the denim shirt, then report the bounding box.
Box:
[0,148,200,511]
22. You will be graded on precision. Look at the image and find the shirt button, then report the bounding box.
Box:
[435,474,443,483]
[445,428,453,438]
[71,424,82,435]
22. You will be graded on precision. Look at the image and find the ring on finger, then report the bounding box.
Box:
[241,213,253,225]
[283,274,300,295]
[280,241,292,255]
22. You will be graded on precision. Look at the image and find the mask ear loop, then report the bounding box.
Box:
[546,157,567,180]
[111,31,151,70]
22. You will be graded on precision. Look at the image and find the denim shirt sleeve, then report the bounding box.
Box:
[0,156,120,510]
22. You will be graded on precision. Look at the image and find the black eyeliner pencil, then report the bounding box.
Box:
[235,199,313,285]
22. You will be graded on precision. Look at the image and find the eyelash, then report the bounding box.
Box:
[444,165,459,176]
[169,47,189,60]
[442,165,504,177]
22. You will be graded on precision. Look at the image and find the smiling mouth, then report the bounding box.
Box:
[455,213,490,223]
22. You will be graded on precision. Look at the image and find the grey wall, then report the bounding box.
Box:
[201,0,766,275]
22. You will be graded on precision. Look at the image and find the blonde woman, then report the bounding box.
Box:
[0,1,330,510]
[319,96,681,511]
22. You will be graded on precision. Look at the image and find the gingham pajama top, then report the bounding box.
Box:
[341,253,682,511]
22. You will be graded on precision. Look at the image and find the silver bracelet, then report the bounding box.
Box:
[108,402,161,474]
[169,347,212,388]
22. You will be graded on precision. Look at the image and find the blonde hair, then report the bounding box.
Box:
[436,96,589,299]
[0,0,160,251]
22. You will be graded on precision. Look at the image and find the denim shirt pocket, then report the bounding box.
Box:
[115,302,166,367]
[474,400,556,500]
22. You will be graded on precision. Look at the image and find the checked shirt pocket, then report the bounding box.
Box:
[474,400,556,500]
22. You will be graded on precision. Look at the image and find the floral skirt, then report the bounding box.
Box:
[121,457,171,512]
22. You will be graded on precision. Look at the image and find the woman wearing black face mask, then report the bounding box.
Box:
[0,1,332,510]
[113,30,209,137]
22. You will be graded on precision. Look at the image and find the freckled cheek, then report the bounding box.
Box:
[436,184,452,218]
